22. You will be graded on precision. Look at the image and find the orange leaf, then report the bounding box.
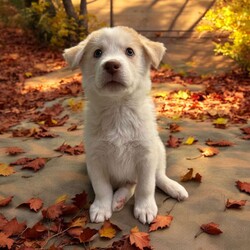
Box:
[17,197,43,212]
[0,232,14,249]
[181,168,202,183]
[5,147,25,155]
[200,222,223,235]
[99,220,121,239]
[2,218,26,236]
[236,180,250,194]
[42,202,64,220]
[198,147,219,157]
[0,196,13,207]
[0,163,15,176]
[206,139,234,147]
[225,199,247,209]
[149,215,173,232]
[129,226,151,250]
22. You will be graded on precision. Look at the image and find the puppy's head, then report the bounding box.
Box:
[63,26,166,98]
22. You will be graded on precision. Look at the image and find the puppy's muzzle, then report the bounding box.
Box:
[104,60,121,75]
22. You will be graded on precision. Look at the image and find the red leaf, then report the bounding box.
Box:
[23,222,47,240]
[79,227,98,243]
[200,222,223,235]
[149,215,173,232]
[2,218,26,236]
[21,158,47,172]
[240,127,250,134]
[5,147,25,155]
[236,180,250,194]
[166,135,183,148]
[55,142,84,155]
[71,191,88,209]
[0,196,13,207]
[0,232,14,249]
[17,197,43,212]
[205,139,234,147]
[225,199,247,209]
[129,226,151,250]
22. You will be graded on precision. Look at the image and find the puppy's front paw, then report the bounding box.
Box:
[134,199,158,224]
[167,181,189,201]
[90,201,112,223]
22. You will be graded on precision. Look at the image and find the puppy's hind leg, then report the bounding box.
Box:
[156,141,188,201]
[112,183,136,212]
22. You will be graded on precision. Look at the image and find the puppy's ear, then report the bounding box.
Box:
[139,35,166,68]
[63,39,89,70]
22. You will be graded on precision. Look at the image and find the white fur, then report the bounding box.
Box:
[63,26,188,224]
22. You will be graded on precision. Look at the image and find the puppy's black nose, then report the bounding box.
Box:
[104,60,121,75]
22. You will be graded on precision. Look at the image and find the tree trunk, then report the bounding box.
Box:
[62,0,78,21]
[79,0,88,34]
[45,0,56,17]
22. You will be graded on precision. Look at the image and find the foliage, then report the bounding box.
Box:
[197,0,250,72]
[23,0,104,48]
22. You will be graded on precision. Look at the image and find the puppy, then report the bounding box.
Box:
[63,26,188,224]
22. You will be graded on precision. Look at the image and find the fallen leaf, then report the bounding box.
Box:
[70,217,87,229]
[240,127,250,134]
[55,142,84,155]
[198,147,219,157]
[79,227,98,243]
[0,196,13,207]
[166,135,183,148]
[99,220,121,239]
[0,163,15,176]
[149,215,173,232]
[17,197,43,212]
[236,180,250,194]
[225,199,247,209]
[23,222,47,240]
[129,226,151,250]
[181,168,202,183]
[55,194,68,204]
[184,136,197,145]
[168,123,181,133]
[0,214,8,230]
[206,139,234,147]
[42,202,64,220]
[200,222,223,235]
[213,118,228,129]
[67,123,78,131]
[174,90,190,100]
[71,191,88,209]
[21,158,48,172]
[2,218,26,236]
[0,232,14,249]
[5,147,25,155]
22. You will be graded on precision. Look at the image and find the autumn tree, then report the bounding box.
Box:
[197,0,250,72]
[24,0,90,47]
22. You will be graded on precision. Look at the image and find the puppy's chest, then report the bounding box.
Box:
[96,106,143,144]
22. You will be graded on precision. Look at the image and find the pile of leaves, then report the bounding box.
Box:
[152,68,250,123]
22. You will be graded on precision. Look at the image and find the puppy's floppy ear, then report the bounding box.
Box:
[63,38,89,70]
[139,35,166,68]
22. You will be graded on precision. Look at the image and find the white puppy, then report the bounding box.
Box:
[63,26,188,224]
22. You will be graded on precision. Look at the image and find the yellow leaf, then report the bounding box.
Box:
[51,119,58,125]
[99,220,121,239]
[213,118,228,125]
[25,72,33,78]
[38,121,45,125]
[0,163,15,176]
[184,136,196,145]
[55,194,68,204]
[70,217,87,228]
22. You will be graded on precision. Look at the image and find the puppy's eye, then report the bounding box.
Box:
[93,49,102,58]
[125,48,135,57]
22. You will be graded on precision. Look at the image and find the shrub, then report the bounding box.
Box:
[197,0,250,72]
[23,0,105,48]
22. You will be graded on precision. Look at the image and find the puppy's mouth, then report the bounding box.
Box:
[102,80,126,91]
